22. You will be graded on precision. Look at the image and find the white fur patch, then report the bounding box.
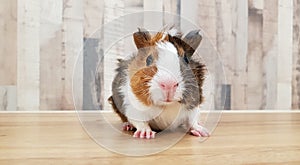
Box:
[155,42,181,77]
[149,103,201,131]
[149,102,183,130]
[148,41,184,105]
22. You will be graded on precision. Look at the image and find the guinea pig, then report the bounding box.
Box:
[108,27,209,139]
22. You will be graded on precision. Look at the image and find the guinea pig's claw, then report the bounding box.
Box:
[133,129,156,139]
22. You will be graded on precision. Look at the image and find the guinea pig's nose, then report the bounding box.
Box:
[159,81,179,91]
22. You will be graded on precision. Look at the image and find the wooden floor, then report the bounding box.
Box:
[0,112,300,165]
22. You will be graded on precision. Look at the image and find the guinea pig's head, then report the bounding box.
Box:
[129,28,203,106]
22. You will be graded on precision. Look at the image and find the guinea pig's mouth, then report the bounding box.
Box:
[159,98,182,104]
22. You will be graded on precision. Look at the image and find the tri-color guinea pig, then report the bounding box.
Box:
[108,28,209,139]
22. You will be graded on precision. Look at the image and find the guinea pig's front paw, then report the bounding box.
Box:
[133,128,156,139]
[190,124,210,137]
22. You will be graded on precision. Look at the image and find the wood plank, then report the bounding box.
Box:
[0,0,17,111]
[262,0,278,109]
[0,112,299,164]
[17,0,40,110]
[277,0,293,109]
[62,0,84,110]
[0,0,17,86]
[292,0,300,109]
[215,0,235,83]
[247,0,264,109]
[215,0,236,110]
[39,0,64,110]
[232,0,248,109]
[82,0,104,110]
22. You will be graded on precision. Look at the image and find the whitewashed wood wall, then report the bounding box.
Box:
[0,0,299,110]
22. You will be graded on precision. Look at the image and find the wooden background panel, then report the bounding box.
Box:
[39,0,64,110]
[39,0,83,110]
[215,0,236,110]
[262,0,278,109]
[247,0,264,110]
[0,0,299,110]
[0,0,17,86]
[61,0,83,110]
[0,0,17,111]
[277,0,293,109]
[17,0,40,110]
[82,0,104,110]
[231,0,248,109]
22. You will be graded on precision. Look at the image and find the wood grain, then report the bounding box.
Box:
[0,112,299,164]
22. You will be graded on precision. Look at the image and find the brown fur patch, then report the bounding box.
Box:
[128,48,159,79]
[189,60,207,104]
[133,29,151,49]
[150,32,166,45]
[130,66,158,106]
[133,30,169,49]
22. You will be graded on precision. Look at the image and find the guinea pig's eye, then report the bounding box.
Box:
[183,55,190,64]
[146,55,153,66]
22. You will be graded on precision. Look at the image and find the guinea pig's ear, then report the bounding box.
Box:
[133,28,151,49]
[182,30,203,58]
